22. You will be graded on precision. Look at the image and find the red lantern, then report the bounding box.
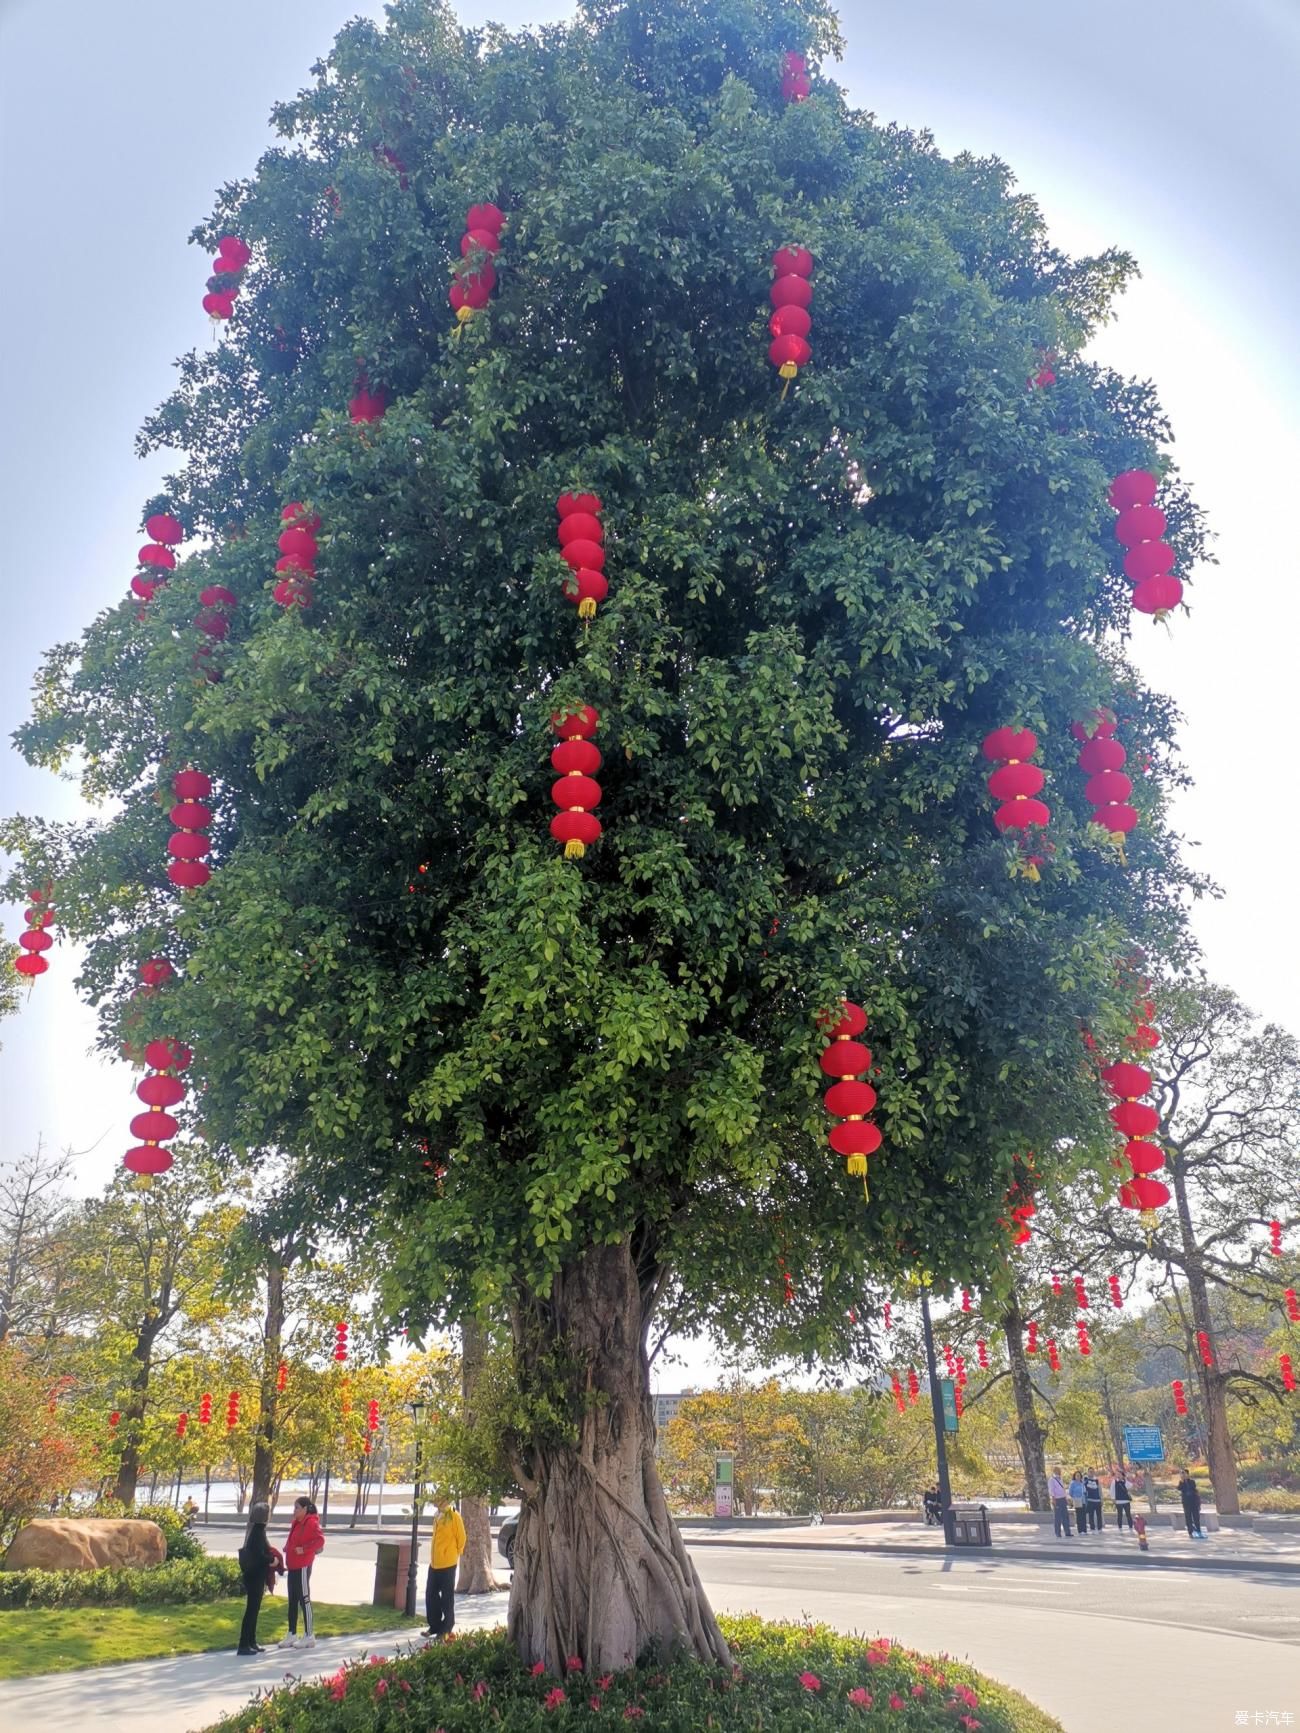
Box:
[982,727,1049,873]
[1286,1289,1300,1324]
[1172,1379,1188,1415]
[557,493,610,619]
[1026,1321,1039,1354]
[176,1411,189,1438]
[1281,1354,1297,1395]
[1197,1330,1213,1367]
[955,1355,967,1390]
[349,371,387,425]
[1076,1320,1091,1357]
[450,203,504,321]
[1108,470,1181,622]
[124,1030,190,1182]
[146,513,184,545]
[1108,1274,1123,1309]
[942,1342,956,1377]
[549,706,604,858]
[1269,1219,1283,1256]
[954,1387,964,1418]
[976,1339,989,1370]
[769,247,813,393]
[274,500,320,606]
[819,1001,881,1185]
[167,770,212,889]
[1047,1338,1060,1373]
[109,1411,121,1429]
[139,957,173,990]
[961,1289,972,1313]
[1073,1275,1088,1311]
[1050,1272,1063,1297]
[883,1302,892,1329]
[276,1362,288,1394]
[1075,719,1138,853]
[14,886,55,981]
[907,1367,920,1403]
[203,237,248,321]
[780,49,811,102]
[225,1390,241,1429]
[198,1393,212,1425]
[334,1319,349,1363]
[366,1399,380,1432]
[890,1373,905,1414]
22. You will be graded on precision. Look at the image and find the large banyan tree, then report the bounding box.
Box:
[5,0,1204,1671]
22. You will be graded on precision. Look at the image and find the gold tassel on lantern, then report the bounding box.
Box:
[564,838,586,859]
[1139,1207,1158,1246]
[578,597,597,620]
[779,360,797,400]
[456,304,474,324]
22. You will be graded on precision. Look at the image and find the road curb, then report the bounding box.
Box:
[681,1533,1300,1575]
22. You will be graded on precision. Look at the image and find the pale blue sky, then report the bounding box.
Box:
[2,0,1298,1263]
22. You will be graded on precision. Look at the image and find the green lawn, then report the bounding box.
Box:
[0,1599,421,1679]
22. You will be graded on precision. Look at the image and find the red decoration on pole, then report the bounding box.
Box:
[274,501,321,607]
[982,727,1049,877]
[907,1367,920,1404]
[550,706,603,859]
[1074,712,1138,858]
[1108,470,1183,621]
[780,49,811,102]
[1026,1321,1039,1355]
[1171,1379,1188,1415]
[1047,1339,1061,1373]
[557,492,609,619]
[176,1412,189,1439]
[14,885,55,980]
[1269,1220,1283,1256]
[124,1035,192,1182]
[366,1399,380,1433]
[1286,1288,1300,1324]
[942,1342,956,1377]
[225,1390,241,1429]
[954,1387,964,1418]
[1197,1330,1214,1367]
[168,770,213,889]
[198,1393,212,1425]
[333,1320,349,1363]
[819,1000,881,1189]
[202,235,250,324]
[450,203,503,323]
[890,1373,906,1414]
[1076,1320,1091,1357]
[769,246,813,395]
[976,1340,989,1370]
[276,1362,288,1394]
[955,1354,967,1390]
[1281,1354,1297,1395]
[1108,1274,1123,1309]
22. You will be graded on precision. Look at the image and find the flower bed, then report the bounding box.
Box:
[206,1614,1061,1731]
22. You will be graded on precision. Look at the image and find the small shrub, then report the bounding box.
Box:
[203,1615,1062,1732]
[1239,1488,1300,1514]
[0,1555,242,1610]
[81,1498,207,1561]
[1239,1460,1300,1495]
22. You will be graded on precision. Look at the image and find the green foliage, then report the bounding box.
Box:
[0,1555,241,1610]
[3,0,1206,1378]
[204,1616,1061,1731]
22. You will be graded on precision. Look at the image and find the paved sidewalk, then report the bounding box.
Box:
[680,1514,1300,1572]
[0,1592,511,1733]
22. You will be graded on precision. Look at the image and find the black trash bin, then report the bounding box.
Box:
[949,1502,992,1547]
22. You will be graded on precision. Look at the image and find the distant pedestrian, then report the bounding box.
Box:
[1068,1471,1088,1535]
[1112,1471,1133,1531]
[425,1493,467,1639]
[280,1497,325,1649]
[236,1500,278,1655]
[1177,1467,1204,1539]
[1048,1469,1072,1539]
[1083,1469,1104,1531]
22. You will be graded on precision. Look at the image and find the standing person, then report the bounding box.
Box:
[236,1501,276,1656]
[1177,1467,1204,1539]
[1048,1469,1073,1539]
[1083,1468,1104,1531]
[280,1497,325,1649]
[1068,1470,1088,1535]
[424,1493,467,1640]
[1112,1468,1133,1531]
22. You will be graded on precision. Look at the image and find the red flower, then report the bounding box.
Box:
[961,1719,983,1731]
[799,1672,822,1692]
[531,1661,546,1677]
[471,1681,488,1701]
[400,1680,412,1694]
[912,1683,925,1697]
[598,1675,613,1689]
[848,1687,873,1709]
[544,1686,567,1710]
[890,1694,906,1710]
[566,1655,584,1673]
[374,1679,389,1699]
[590,1696,603,1710]
[623,1710,645,1723]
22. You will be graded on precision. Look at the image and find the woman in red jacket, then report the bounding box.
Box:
[279,1497,325,1648]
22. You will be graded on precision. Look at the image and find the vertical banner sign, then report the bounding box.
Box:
[714,1452,735,1518]
[939,1379,959,1433]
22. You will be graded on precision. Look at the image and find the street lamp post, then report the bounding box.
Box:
[405,1401,426,1620]
[919,1286,957,1548]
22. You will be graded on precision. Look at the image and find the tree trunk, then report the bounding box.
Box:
[1170,1159,1240,1513]
[507,1237,729,1674]
[111,1320,160,1505]
[458,1314,500,1595]
[250,1258,285,1510]
[1097,1373,1125,1469]
[1001,1297,1049,1511]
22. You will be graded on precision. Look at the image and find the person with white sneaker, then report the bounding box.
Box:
[280,1496,325,1648]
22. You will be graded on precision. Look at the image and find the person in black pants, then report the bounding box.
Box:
[1083,1470,1104,1531]
[237,1501,273,1655]
[1177,1468,1204,1538]
[1112,1472,1133,1530]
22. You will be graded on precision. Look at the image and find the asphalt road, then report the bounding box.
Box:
[198,1529,1298,1733]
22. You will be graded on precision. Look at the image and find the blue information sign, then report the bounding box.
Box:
[939,1379,959,1433]
[1123,1424,1165,1463]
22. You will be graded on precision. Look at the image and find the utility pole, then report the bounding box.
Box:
[920,1286,956,1547]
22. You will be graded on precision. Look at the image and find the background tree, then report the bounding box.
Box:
[0,1142,77,1351]
[660,1378,806,1515]
[0,1345,86,1546]
[3,0,1207,1669]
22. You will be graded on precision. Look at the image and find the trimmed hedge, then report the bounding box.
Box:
[205,1615,1062,1732]
[0,1555,243,1609]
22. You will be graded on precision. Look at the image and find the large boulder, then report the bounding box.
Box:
[3,1517,167,1572]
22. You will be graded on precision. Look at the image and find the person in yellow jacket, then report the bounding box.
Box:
[424,1493,467,1639]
